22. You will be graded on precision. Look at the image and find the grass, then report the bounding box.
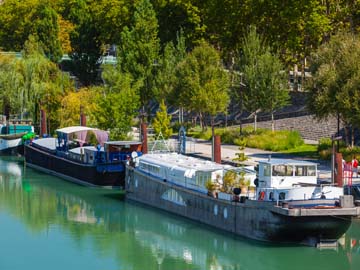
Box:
[281,144,319,158]
[187,125,318,158]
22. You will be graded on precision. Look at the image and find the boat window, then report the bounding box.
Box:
[263,165,271,176]
[279,192,286,200]
[307,166,316,176]
[272,165,293,176]
[295,165,316,176]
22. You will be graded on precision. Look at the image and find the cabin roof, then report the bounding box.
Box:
[139,152,230,172]
[32,137,57,151]
[104,141,141,146]
[56,126,98,134]
[259,158,317,166]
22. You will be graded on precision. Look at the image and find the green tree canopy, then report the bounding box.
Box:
[307,31,360,145]
[118,0,160,119]
[94,65,141,139]
[239,26,289,131]
[176,40,230,131]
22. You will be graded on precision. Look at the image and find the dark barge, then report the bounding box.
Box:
[25,126,142,187]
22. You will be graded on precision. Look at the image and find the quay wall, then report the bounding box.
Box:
[242,115,341,141]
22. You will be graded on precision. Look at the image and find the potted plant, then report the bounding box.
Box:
[237,171,250,195]
[222,170,237,193]
[205,179,217,198]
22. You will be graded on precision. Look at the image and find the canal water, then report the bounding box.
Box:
[0,157,360,270]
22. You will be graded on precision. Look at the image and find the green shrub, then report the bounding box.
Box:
[318,138,332,152]
[341,146,360,162]
[220,128,240,144]
[245,130,303,151]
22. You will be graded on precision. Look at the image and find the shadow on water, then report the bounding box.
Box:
[0,157,359,270]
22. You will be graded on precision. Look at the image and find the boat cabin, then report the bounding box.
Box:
[257,158,317,189]
[54,126,142,165]
[137,153,256,194]
[256,158,343,201]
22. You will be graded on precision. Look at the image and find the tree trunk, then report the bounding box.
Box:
[254,112,257,132]
[199,112,204,131]
[239,117,243,135]
[351,125,354,148]
[271,112,275,132]
[344,125,349,146]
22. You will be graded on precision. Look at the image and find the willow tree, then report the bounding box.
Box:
[307,31,360,146]
[0,37,71,133]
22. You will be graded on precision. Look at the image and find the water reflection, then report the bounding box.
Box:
[0,157,359,270]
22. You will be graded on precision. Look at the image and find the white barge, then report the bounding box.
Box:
[126,153,360,247]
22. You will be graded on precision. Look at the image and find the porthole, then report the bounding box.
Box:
[223,208,228,219]
[214,205,218,215]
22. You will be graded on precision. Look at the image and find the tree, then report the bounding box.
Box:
[256,52,289,131]
[0,0,62,62]
[60,87,99,127]
[154,30,187,123]
[176,40,230,138]
[94,65,141,139]
[152,0,205,47]
[152,99,172,139]
[240,26,289,131]
[118,0,160,120]
[307,31,360,146]
[239,26,266,131]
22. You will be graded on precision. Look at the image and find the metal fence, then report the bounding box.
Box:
[147,138,196,154]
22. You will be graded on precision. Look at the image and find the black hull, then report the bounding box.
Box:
[264,214,351,245]
[25,144,125,187]
[126,167,354,246]
[0,145,23,156]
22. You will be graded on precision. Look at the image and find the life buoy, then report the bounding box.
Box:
[259,191,265,201]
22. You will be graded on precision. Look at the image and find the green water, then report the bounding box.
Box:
[0,157,360,270]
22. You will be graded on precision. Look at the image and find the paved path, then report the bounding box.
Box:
[189,140,333,180]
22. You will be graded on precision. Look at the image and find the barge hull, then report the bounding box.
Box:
[25,144,124,187]
[126,167,353,246]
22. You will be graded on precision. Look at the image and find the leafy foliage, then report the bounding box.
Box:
[239,26,289,131]
[307,32,360,145]
[152,99,172,139]
[118,0,160,116]
[176,41,230,130]
[60,87,99,127]
[94,65,141,139]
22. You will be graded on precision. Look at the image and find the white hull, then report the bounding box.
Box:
[0,138,22,152]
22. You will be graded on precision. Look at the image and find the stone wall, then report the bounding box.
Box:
[242,115,341,141]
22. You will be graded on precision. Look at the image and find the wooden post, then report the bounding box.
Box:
[335,153,343,187]
[141,123,148,154]
[214,135,221,164]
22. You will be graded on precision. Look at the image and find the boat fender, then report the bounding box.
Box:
[258,191,265,200]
